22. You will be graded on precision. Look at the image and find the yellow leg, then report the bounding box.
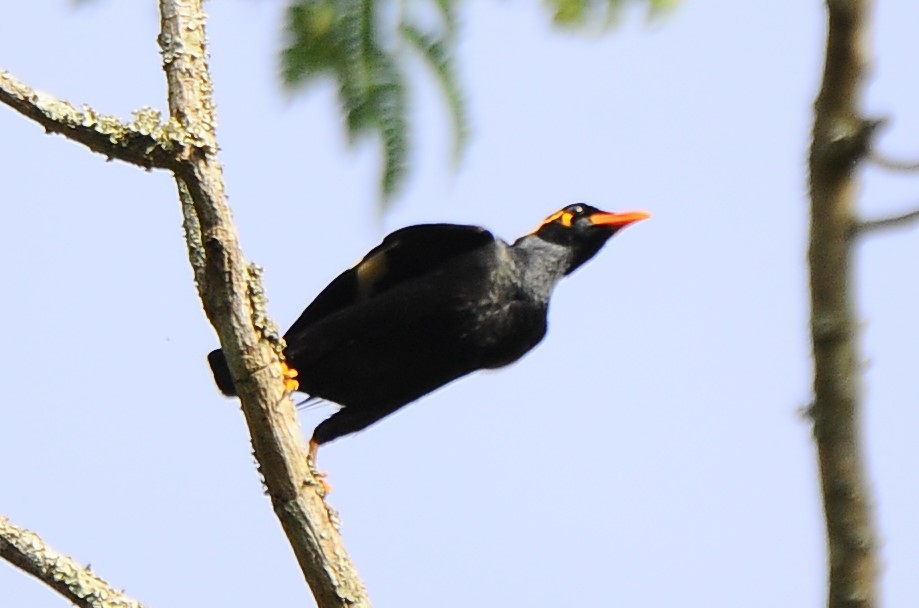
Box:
[308,438,331,494]
[281,362,299,393]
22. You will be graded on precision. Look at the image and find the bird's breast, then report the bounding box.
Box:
[456,281,549,369]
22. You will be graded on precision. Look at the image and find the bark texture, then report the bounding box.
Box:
[808,1,878,607]
[0,3,370,606]
[0,516,143,608]
[158,3,370,605]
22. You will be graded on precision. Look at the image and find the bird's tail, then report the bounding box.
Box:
[207,349,238,396]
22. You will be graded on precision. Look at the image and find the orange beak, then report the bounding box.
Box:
[587,210,651,228]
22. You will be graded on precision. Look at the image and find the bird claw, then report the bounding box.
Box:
[281,362,299,393]
[307,438,331,494]
[311,469,332,495]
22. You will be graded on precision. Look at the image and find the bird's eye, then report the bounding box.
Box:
[571,204,584,215]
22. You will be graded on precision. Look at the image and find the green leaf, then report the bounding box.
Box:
[430,0,459,36]
[648,0,680,15]
[282,0,412,203]
[342,49,408,201]
[280,0,675,208]
[550,0,589,25]
[281,0,343,86]
[399,22,468,164]
[547,0,676,28]
[370,55,409,201]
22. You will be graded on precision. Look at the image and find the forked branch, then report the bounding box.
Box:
[158,2,370,604]
[870,151,919,172]
[0,70,180,170]
[856,207,919,234]
[0,3,369,607]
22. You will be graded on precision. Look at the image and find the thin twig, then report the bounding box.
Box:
[158,1,371,606]
[869,151,919,172]
[0,69,182,170]
[808,0,879,607]
[0,515,144,608]
[856,207,919,234]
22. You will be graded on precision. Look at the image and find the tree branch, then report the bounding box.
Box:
[158,1,371,606]
[0,515,144,608]
[855,207,919,234]
[0,69,182,170]
[869,151,919,172]
[2,4,369,607]
[808,1,878,607]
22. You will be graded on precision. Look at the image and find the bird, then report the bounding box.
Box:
[208,203,648,470]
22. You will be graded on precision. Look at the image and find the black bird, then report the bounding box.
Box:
[208,203,648,465]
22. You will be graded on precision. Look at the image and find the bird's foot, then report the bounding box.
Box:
[281,362,299,393]
[308,439,331,495]
[311,469,332,495]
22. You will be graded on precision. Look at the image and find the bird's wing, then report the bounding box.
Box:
[284,223,495,336]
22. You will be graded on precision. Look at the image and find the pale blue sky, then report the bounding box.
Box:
[2,2,918,607]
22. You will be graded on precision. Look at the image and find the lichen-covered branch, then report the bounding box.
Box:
[2,4,369,607]
[807,1,878,607]
[158,1,371,606]
[0,516,144,608]
[0,69,182,170]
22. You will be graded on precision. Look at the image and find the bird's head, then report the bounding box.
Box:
[524,203,650,275]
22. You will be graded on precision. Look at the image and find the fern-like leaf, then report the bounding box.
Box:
[399,22,468,164]
[430,0,458,36]
[281,0,343,86]
[283,0,411,202]
[547,0,675,28]
[281,0,673,206]
[369,54,408,201]
[337,0,409,203]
